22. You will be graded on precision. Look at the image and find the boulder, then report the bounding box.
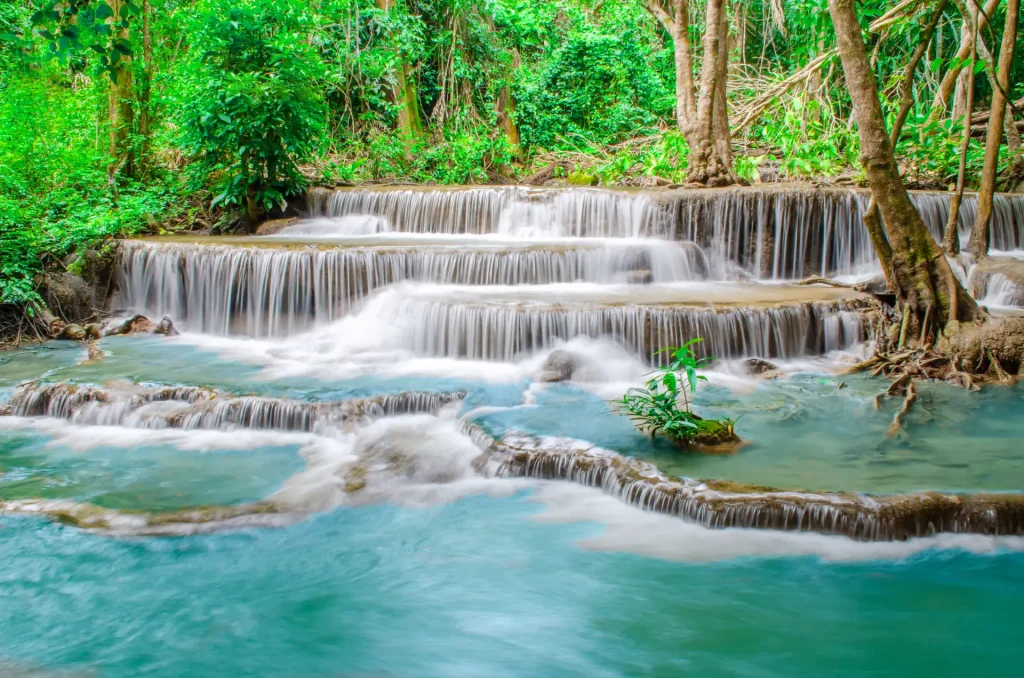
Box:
[59,324,87,341]
[567,171,599,186]
[626,269,653,285]
[154,316,180,336]
[106,314,156,336]
[539,349,579,382]
[68,241,118,301]
[743,358,778,376]
[41,272,95,323]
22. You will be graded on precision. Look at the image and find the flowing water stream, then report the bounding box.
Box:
[2,186,1024,677]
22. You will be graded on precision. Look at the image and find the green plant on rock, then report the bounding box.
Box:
[617,339,737,449]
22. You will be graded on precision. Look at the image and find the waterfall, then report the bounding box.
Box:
[381,292,867,361]
[308,186,668,238]
[118,240,711,336]
[309,186,1024,278]
[115,186,1024,353]
[473,430,1024,541]
[8,382,467,432]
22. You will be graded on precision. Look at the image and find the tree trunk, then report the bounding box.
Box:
[944,0,979,257]
[929,0,1001,125]
[138,0,153,176]
[686,0,734,185]
[974,35,1024,190]
[828,0,981,336]
[969,0,1019,260]
[860,0,947,288]
[644,0,696,134]
[376,0,423,153]
[107,0,135,182]
[671,0,696,133]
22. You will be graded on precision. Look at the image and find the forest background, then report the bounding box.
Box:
[1,0,1022,307]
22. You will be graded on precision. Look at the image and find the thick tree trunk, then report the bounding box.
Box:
[686,0,734,185]
[861,0,947,288]
[829,0,981,336]
[970,0,1019,259]
[494,42,520,150]
[107,0,135,182]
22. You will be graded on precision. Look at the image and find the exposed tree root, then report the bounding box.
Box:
[887,379,918,437]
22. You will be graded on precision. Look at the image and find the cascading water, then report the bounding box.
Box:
[117,239,712,336]
[117,185,1024,351]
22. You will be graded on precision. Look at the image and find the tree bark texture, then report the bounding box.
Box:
[376,0,423,151]
[644,0,734,185]
[107,0,136,181]
[970,0,1019,259]
[828,0,981,333]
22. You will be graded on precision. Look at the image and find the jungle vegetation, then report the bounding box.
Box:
[0,0,1022,310]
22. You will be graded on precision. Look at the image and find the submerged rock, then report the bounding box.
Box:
[539,349,579,382]
[105,314,156,336]
[743,358,778,376]
[666,416,742,453]
[154,316,180,336]
[626,269,654,284]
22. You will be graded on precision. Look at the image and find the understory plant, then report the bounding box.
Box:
[618,339,736,447]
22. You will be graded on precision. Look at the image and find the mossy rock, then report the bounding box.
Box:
[567,171,599,186]
[666,416,743,454]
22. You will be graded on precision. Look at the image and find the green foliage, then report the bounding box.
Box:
[0,66,180,305]
[27,0,141,82]
[516,29,670,148]
[176,0,326,214]
[618,340,735,446]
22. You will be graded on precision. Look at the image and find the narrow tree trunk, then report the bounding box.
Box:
[107,0,135,182]
[376,0,423,152]
[671,0,696,133]
[971,34,1024,188]
[137,0,153,176]
[944,0,979,257]
[644,0,696,134]
[970,0,1019,260]
[686,0,734,185]
[929,0,1000,125]
[828,0,981,335]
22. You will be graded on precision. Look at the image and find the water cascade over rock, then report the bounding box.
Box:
[8,382,467,432]
[474,430,1024,541]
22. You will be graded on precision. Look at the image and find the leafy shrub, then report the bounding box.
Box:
[176,0,327,216]
[515,30,671,148]
[618,340,736,447]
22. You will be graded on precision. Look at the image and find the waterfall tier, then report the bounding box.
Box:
[7,382,466,432]
[117,238,711,335]
[476,431,1024,541]
[309,185,1024,279]
[360,284,868,361]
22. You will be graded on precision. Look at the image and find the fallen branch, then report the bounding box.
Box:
[731,51,836,132]
[794,275,870,291]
